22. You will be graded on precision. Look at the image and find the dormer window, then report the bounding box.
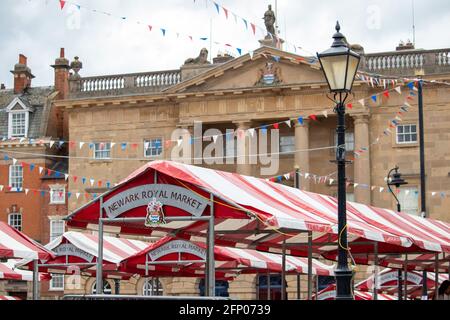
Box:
[6,97,32,139]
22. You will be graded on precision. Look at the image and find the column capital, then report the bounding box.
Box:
[291,117,310,127]
[232,120,253,129]
[351,113,370,125]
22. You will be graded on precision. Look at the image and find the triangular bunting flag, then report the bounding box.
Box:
[213,2,220,14]
[250,23,256,35]
[59,0,66,10]
[284,120,291,128]
[395,86,402,94]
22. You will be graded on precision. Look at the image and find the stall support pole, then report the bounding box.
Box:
[207,194,215,297]
[398,269,403,300]
[404,254,408,299]
[373,243,378,300]
[267,272,271,300]
[114,279,120,295]
[297,274,301,300]
[32,260,39,300]
[96,212,104,295]
[281,240,286,300]
[307,231,313,300]
[434,254,439,299]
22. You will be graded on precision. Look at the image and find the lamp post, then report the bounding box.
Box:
[387,166,408,300]
[317,21,360,300]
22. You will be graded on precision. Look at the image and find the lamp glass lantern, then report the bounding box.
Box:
[317,22,361,93]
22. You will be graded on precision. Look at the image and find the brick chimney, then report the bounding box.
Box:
[51,48,70,100]
[10,54,35,94]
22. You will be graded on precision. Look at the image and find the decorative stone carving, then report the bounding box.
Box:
[69,56,83,80]
[184,48,210,65]
[255,61,282,86]
[263,5,276,38]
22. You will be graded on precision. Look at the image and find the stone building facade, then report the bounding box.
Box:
[51,42,450,299]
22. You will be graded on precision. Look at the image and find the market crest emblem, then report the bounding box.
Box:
[145,198,166,227]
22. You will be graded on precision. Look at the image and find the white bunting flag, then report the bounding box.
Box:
[248,128,255,137]
[354,183,359,188]
[64,174,69,181]
[144,142,150,150]
[49,141,55,148]
[111,142,116,148]
[79,142,85,149]
[404,102,412,108]
[305,173,309,179]
[379,187,384,192]
[284,120,291,128]
[405,190,410,195]
[76,193,80,199]
[39,167,44,174]
[395,87,402,95]
[25,189,29,195]
[371,186,377,191]
[19,137,26,143]
[329,179,334,185]
[212,135,218,143]
[432,192,437,197]
[0,185,3,191]
[358,99,365,107]
[177,139,182,147]
[322,111,328,118]
[370,77,374,87]
[383,79,386,89]
[12,158,17,165]
[249,51,254,60]
[90,179,95,186]
[284,173,290,180]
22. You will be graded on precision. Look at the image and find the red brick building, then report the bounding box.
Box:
[0,50,70,299]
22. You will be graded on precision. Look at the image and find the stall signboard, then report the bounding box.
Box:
[148,240,207,261]
[102,184,209,219]
[53,243,95,263]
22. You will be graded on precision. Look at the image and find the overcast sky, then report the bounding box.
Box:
[1,0,449,88]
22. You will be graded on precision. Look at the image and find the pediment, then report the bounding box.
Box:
[166,47,327,94]
[5,97,33,112]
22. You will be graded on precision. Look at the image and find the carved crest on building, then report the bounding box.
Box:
[255,61,282,86]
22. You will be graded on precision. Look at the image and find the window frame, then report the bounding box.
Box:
[279,135,295,154]
[50,185,66,204]
[93,142,111,160]
[50,219,65,242]
[9,164,23,191]
[143,138,163,158]
[8,213,22,231]
[398,186,420,216]
[49,273,65,291]
[8,110,29,139]
[396,124,418,145]
[142,278,164,296]
[91,280,112,295]
[333,131,355,152]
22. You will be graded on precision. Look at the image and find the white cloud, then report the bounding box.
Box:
[0,0,449,88]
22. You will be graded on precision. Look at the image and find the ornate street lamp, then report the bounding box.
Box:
[386,166,408,300]
[317,21,361,300]
[387,166,408,212]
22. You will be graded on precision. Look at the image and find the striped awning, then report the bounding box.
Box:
[0,296,21,301]
[120,237,335,277]
[16,231,151,277]
[0,221,54,260]
[0,259,50,281]
[66,161,450,256]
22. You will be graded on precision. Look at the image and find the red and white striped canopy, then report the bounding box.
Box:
[0,260,50,281]
[66,161,450,256]
[120,237,335,277]
[0,221,54,260]
[17,231,151,277]
[0,296,21,301]
[356,268,449,298]
[315,284,399,300]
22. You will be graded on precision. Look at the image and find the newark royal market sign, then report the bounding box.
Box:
[101,184,209,219]
[148,240,207,261]
[53,243,95,263]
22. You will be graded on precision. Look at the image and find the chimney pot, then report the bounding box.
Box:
[60,48,65,58]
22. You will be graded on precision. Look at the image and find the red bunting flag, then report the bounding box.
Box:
[98,180,102,187]
[6,186,12,192]
[383,90,390,98]
[47,169,52,176]
[131,143,138,149]
[73,176,78,183]
[85,193,90,199]
[309,114,317,121]
[273,123,279,129]
[59,0,66,10]
[346,103,353,109]
[20,162,26,167]
[69,141,75,149]
[222,7,229,19]
[250,23,256,35]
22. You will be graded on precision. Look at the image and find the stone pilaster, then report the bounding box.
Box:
[353,114,371,205]
[234,121,253,176]
[293,118,311,190]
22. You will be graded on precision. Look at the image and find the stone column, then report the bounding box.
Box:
[353,114,371,205]
[174,124,193,164]
[293,118,311,190]
[234,121,253,176]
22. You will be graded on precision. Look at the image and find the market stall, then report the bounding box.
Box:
[65,160,450,298]
[0,260,50,281]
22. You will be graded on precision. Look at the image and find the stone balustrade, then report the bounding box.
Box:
[361,48,450,76]
[69,70,181,98]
